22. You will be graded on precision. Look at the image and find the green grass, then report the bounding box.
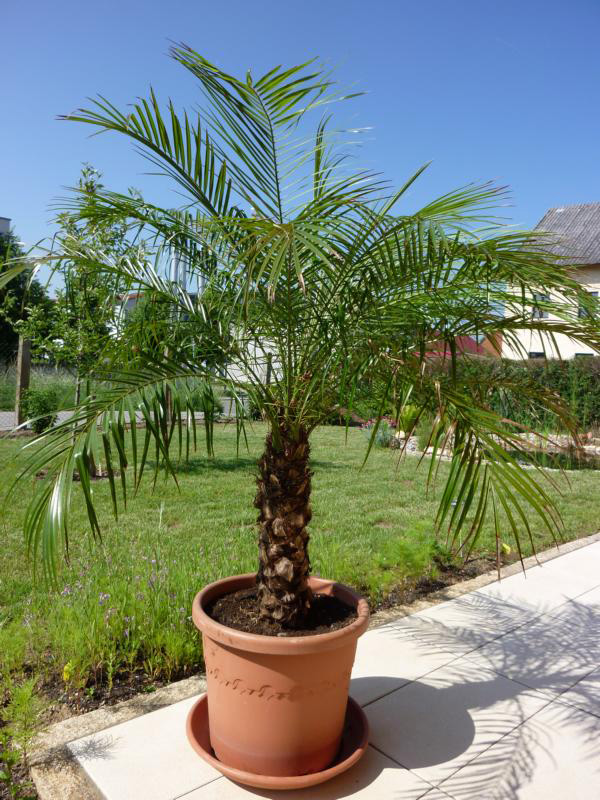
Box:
[1,423,599,692]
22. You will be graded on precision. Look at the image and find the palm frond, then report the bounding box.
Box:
[5,47,598,580]
[11,359,231,581]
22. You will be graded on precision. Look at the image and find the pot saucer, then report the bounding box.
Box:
[186,693,369,790]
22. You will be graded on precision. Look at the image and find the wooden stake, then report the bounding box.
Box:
[15,337,31,426]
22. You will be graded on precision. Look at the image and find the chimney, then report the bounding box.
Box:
[0,217,10,237]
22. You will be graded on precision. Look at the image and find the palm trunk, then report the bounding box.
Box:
[254,425,313,627]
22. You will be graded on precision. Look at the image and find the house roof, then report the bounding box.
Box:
[535,203,600,265]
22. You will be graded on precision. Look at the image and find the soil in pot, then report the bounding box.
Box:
[206,587,357,637]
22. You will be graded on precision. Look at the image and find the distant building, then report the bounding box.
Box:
[426,334,502,360]
[502,203,600,360]
[0,217,11,237]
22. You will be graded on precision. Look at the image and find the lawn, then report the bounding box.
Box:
[1,423,599,693]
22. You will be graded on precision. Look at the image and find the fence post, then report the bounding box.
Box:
[15,336,31,426]
[265,353,272,385]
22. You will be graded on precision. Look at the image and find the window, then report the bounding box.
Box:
[578,291,598,318]
[575,352,593,358]
[532,293,549,319]
[528,352,545,359]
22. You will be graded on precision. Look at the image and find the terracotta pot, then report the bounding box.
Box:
[191,573,370,777]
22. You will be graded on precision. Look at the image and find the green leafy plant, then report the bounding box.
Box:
[1,679,45,763]
[0,678,45,800]
[430,540,459,572]
[17,167,135,387]
[0,730,34,800]
[397,404,419,434]
[5,47,600,628]
[21,388,58,434]
[416,415,437,452]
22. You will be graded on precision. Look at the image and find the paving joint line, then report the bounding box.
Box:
[360,643,484,710]
[544,679,600,721]
[361,614,548,711]
[367,742,437,788]
[459,656,596,705]
[171,775,224,799]
[435,691,558,795]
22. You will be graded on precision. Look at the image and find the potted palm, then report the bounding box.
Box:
[6,46,600,789]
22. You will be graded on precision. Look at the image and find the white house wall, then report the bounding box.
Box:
[226,340,281,385]
[502,265,600,360]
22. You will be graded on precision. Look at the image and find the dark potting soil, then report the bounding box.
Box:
[207,587,358,636]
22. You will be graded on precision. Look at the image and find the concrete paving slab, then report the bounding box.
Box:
[535,540,600,586]
[553,665,600,719]
[411,591,534,649]
[440,699,600,799]
[554,582,600,610]
[364,656,549,786]
[32,675,206,765]
[68,695,220,800]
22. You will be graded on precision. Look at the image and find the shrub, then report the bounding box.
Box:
[0,373,16,410]
[246,394,263,421]
[360,417,397,448]
[322,379,397,426]
[188,386,224,416]
[0,677,45,800]
[454,356,600,433]
[21,388,58,433]
[0,364,76,411]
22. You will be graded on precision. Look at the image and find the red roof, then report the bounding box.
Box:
[425,335,490,359]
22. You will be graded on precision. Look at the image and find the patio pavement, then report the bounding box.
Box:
[64,541,600,799]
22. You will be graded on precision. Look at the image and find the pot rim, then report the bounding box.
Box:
[192,573,370,655]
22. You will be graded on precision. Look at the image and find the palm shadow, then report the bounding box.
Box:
[350,585,600,798]
[68,733,119,761]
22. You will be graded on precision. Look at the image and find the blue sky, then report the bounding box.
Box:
[3,0,599,263]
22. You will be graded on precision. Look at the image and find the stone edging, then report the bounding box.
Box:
[29,529,600,798]
[30,675,206,800]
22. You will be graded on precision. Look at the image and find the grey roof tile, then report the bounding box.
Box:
[535,202,600,264]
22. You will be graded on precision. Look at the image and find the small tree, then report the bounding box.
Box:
[0,230,52,363]
[19,166,132,403]
[8,49,600,623]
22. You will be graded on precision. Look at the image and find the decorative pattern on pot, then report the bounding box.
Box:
[205,663,353,702]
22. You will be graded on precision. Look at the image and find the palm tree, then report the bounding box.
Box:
[8,46,600,626]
